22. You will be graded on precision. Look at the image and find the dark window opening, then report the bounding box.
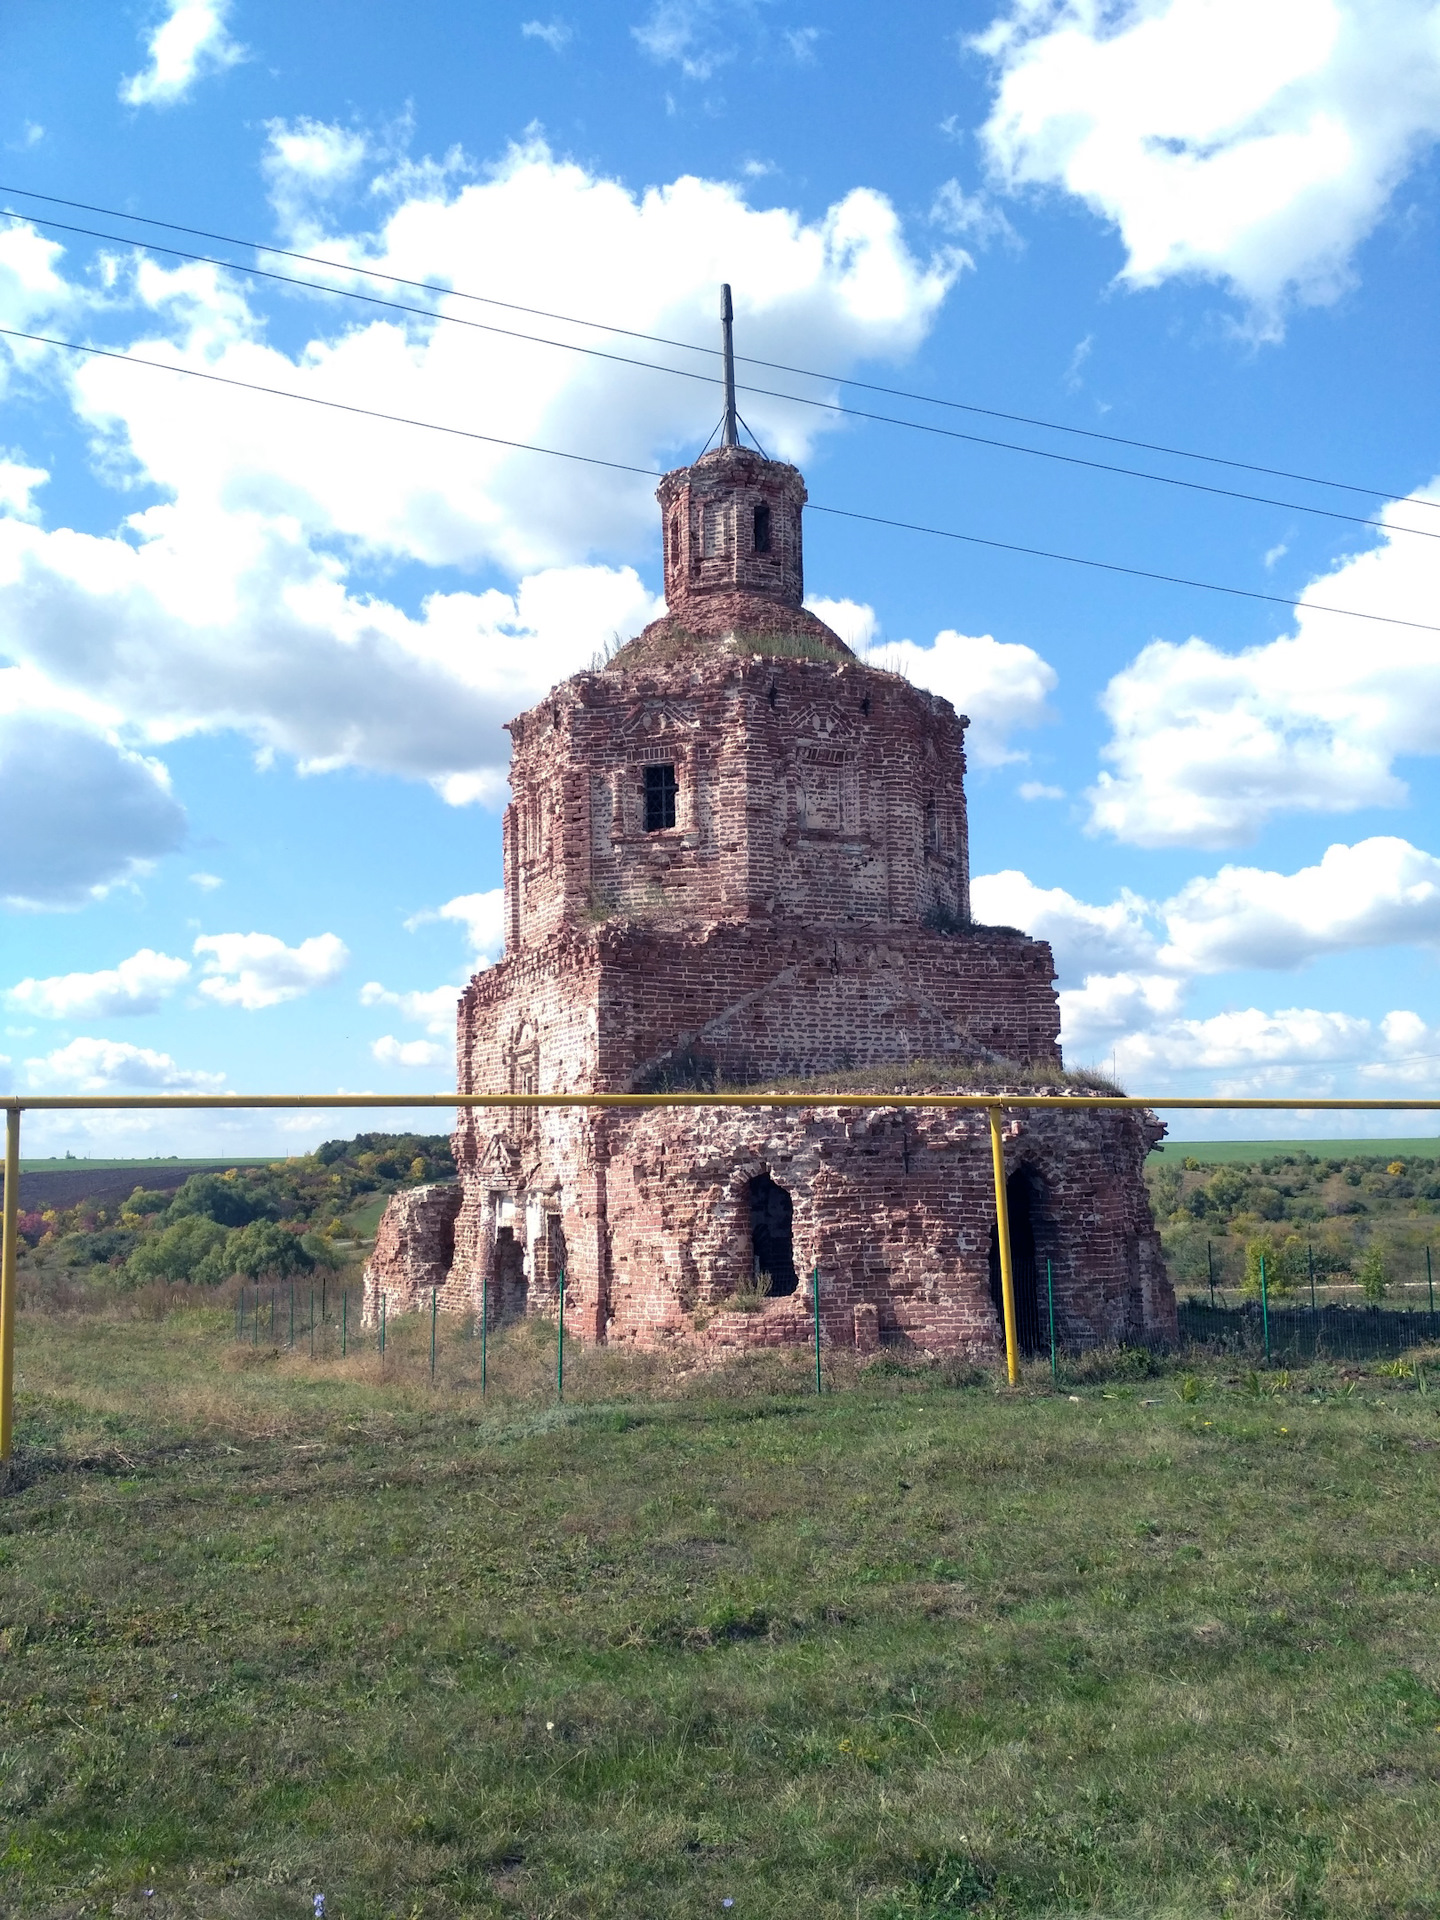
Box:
[924,794,938,849]
[748,1172,797,1296]
[988,1168,1045,1356]
[752,501,772,553]
[668,515,680,574]
[491,1226,528,1325]
[643,761,677,832]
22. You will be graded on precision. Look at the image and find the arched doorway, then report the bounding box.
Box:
[989,1167,1045,1355]
[492,1227,528,1322]
[748,1173,798,1295]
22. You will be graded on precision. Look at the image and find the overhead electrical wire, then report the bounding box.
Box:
[2,179,1434,518]
[4,320,1437,639]
[4,202,1438,549]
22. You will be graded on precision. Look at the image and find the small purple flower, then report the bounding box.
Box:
[314,1899,325,1918]
[723,1903,734,1911]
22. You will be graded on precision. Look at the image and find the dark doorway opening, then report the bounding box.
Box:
[748,1173,797,1295]
[752,501,772,553]
[989,1168,1045,1355]
[492,1226,528,1322]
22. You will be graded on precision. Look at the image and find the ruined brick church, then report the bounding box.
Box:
[365,295,1173,1360]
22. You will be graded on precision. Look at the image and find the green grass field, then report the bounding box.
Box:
[1153,1139,1440,1165]
[3,1309,1440,1919]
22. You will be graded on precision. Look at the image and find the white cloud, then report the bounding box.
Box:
[189,871,223,891]
[976,0,1440,316]
[0,457,47,522]
[8,949,190,1020]
[930,179,1018,250]
[371,1034,449,1069]
[0,223,81,357]
[1018,780,1064,801]
[193,932,349,1010]
[1088,482,1440,846]
[804,596,879,649]
[1160,836,1440,972]
[120,0,244,108]
[407,889,507,963]
[0,704,186,910]
[0,142,955,808]
[1058,970,1187,1054]
[262,118,370,234]
[860,628,1058,766]
[522,19,574,51]
[360,981,459,1035]
[973,869,1157,977]
[633,0,735,78]
[25,1036,225,1091]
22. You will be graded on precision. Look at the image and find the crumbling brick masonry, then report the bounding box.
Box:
[365,434,1174,1357]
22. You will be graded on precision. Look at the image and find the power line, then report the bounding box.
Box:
[6,202,1438,548]
[3,179,1434,516]
[4,320,1438,638]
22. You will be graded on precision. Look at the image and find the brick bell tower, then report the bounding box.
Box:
[363,286,1173,1365]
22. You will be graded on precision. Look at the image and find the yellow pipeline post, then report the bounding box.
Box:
[988,1105,1020,1388]
[1,1104,19,1460]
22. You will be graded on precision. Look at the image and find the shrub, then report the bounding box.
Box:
[1358,1245,1388,1304]
[1244,1233,1304,1298]
[225,1220,315,1282]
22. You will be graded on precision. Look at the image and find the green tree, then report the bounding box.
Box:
[125,1215,229,1287]
[169,1171,270,1229]
[225,1220,315,1282]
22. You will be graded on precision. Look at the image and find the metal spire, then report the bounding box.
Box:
[720,283,738,448]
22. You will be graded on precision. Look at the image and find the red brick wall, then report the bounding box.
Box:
[504,655,971,950]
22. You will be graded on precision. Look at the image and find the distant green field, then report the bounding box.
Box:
[1152,1137,1440,1164]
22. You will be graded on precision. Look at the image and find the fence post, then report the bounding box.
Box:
[430,1287,437,1381]
[1309,1242,1316,1312]
[1260,1252,1271,1364]
[557,1269,565,1403]
[321,1277,327,1325]
[253,1288,259,1346]
[288,1283,294,1349]
[1207,1239,1215,1308]
[309,1288,315,1360]
[1046,1257,1057,1384]
[481,1269,488,1397]
[987,1107,1020,1388]
[813,1264,822,1395]
[341,1289,347,1356]
[1428,1245,1435,1326]
[379,1294,386,1371]
[0,1105,17,1462]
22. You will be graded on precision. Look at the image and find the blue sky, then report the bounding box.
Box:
[2,0,1440,1154]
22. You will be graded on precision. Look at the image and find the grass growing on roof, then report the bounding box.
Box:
[2,1307,1439,1917]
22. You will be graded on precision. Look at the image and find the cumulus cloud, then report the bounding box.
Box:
[120,0,244,108]
[9,949,191,1020]
[371,1034,449,1069]
[360,981,460,1035]
[1088,483,1440,846]
[633,0,736,78]
[408,889,507,963]
[976,0,1440,316]
[25,1036,225,1091]
[193,932,349,1010]
[0,707,187,909]
[0,144,955,808]
[1160,836,1440,972]
[972,869,1157,977]
[975,837,1440,1092]
[861,627,1058,766]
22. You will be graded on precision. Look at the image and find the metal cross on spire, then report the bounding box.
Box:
[720,283,738,448]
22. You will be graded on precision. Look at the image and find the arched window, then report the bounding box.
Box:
[752,501,772,554]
